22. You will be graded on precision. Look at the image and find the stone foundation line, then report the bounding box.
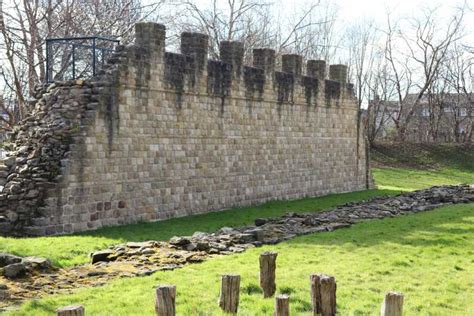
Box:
[0,185,472,308]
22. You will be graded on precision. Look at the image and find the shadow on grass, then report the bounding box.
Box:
[372,143,474,172]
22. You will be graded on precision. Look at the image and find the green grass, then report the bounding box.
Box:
[2,143,473,267]
[371,143,473,191]
[372,167,474,191]
[0,189,395,268]
[7,203,474,315]
[371,143,474,172]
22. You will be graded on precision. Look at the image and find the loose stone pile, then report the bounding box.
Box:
[0,44,128,236]
[0,185,472,310]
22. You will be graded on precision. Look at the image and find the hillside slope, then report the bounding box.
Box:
[371,143,474,190]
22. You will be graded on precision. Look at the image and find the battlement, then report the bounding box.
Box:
[0,22,370,236]
[127,22,353,108]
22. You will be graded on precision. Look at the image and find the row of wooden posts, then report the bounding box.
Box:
[57,251,404,316]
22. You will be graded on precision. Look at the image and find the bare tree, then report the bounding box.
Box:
[171,0,338,62]
[443,42,473,143]
[383,6,466,141]
[0,0,162,133]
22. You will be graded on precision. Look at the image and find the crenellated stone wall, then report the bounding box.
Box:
[0,22,372,236]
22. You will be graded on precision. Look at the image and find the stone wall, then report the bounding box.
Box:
[0,22,372,236]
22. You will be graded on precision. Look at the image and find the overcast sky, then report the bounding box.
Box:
[157,0,474,43]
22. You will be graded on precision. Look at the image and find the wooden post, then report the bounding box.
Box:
[310,273,336,316]
[381,291,404,316]
[57,305,85,316]
[155,285,176,316]
[310,274,321,315]
[260,251,278,298]
[219,274,240,313]
[275,294,290,316]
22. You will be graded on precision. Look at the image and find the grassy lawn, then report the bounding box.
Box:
[372,143,474,191]
[1,143,472,268]
[0,189,395,268]
[372,167,473,191]
[7,203,474,315]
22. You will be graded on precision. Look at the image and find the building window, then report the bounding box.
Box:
[421,108,430,117]
[459,108,467,117]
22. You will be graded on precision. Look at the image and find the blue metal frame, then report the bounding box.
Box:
[45,36,120,82]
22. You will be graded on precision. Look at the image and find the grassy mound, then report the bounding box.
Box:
[372,143,474,191]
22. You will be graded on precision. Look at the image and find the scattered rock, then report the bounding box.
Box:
[126,241,155,248]
[2,185,473,309]
[87,270,108,277]
[218,227,237,235]
[169,236,190,246]
[254,218,267,226]
[140,248,155,255]
[192,231,209,239]
[0,253,22,267]
[3,263,26,278]
[91,250,115,264]
[22,256,52,270]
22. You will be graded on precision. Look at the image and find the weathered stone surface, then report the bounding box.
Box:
[22,256,52,270]
[0,253,22,267]
[90,250,115,264]
[169,236,190,246]
[0,23,372,237]
[3,263,26,278]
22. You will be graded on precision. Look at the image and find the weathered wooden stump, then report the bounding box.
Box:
[155,285,176,316]
[260,251,278,298]
[219,274,241,313]
[310,273,336,316]
[275,294,290,316]
[381,291,404,316]
[57,305,85,316]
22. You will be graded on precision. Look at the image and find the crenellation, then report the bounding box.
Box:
[219,41,245,78]
[0,22,371,237]
[329,64,348,83]
[134,22,166,55]
[252,48,276,79]
[281,54,303,77]
[180,32,209,73]
[307,60,326,79]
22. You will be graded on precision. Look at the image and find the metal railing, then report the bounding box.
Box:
[45,36,120,83]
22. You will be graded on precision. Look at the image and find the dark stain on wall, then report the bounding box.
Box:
[325,80,341,107]
[302,76,319,107]
[243,66,265,99]
[274,71,294,116]
[207,60,233,114]
[164,52,188,108]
